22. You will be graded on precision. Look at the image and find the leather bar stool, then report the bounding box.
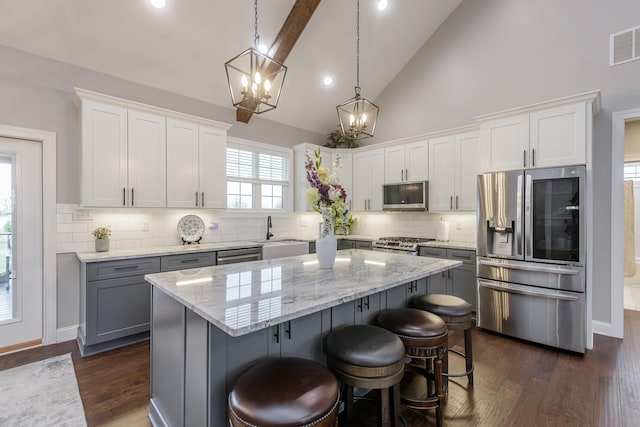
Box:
[377,308,448,427]
[325,324,405,427]
[228,357,340,427]
[411,294,474,387]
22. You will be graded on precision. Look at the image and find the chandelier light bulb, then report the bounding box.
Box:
[264,80,271,92]
[361,113,367,124]
[254,72,261,85]
[241,75,249,89]
[349,114,355,126]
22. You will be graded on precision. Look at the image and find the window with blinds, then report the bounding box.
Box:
[226,143,290,210]
[624,162,640,184]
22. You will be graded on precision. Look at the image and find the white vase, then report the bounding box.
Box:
[316,221,337,269]
[95,238,110,252]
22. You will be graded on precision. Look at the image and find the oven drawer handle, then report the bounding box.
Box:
[478,280,581,301]
[478,259,579,275]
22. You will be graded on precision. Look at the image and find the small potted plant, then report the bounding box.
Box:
[325,129,359,149]
[92,226,111,252]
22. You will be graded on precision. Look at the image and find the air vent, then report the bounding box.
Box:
[610,25,640,66]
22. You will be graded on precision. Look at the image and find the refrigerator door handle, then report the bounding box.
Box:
[523,173,532,258]
[516,173,524,257]
[478,279,581,302]
[478,258,579,275]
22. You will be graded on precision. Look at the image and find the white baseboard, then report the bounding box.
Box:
[56,325,78,343]
[592,320,619,338]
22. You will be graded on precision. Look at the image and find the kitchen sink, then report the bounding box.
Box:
[262,240,309,260]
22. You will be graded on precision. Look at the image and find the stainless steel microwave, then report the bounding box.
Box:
[383,181,428,211]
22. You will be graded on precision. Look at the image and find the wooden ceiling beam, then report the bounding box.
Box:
[236,0,321,123]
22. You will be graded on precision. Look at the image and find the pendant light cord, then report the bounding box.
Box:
[254,0,260,48]
[356,0,360,89]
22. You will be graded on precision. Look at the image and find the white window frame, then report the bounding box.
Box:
[226,137,293,212]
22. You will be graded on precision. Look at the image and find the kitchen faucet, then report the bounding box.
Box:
[266,215,274,240]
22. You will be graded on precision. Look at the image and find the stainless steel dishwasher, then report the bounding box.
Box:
[216,247,262,265]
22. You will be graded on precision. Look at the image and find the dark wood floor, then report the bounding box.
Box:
[2,310,640,426]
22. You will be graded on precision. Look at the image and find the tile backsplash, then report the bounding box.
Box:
[56,204,476,254]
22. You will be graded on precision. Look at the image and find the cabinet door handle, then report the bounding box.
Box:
[179,259,200,264]
[131,188,134,206]
[401,169,404,181]
[273,326,280,344]
[201,192,205,206]
[405,169,408,181]
[532,148,536,166]
[122,187,126,206]
[285,321,292,340]
[455,195,459,210]
[364,296,370,310]
[523,150,527,168]
[357,298,363,312]
[195,191,199,207]
[450,196,453,210]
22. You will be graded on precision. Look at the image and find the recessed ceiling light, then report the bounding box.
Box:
[150,0,166,8]
[377,0,388,11]
[323,76,333,86]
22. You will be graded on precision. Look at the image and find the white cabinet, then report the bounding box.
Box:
[529,103,586,168]
[81,102,166,207]
[384,140,428,183]
[352,148,384,211]
[480,102,587,172]
[166,119,227,208]
[428,131,479,211]
[81,100,128,207]
[127,110,167,207]
[76,88,232,209]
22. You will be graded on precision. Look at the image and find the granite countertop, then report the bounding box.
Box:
[420,240,477,251]
[76,241,264,263]
[145,249,461,337]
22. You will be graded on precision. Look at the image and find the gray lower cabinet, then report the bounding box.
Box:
[419,247,477,311]
[79,251,216,356]
[310,239,372,254]
[151,286,331,427]
[386,278,428,309]
[338,239,373,250]
[331,293,383,330]
[150,270,459,426]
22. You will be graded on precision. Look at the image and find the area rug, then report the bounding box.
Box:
[0,353,87,426]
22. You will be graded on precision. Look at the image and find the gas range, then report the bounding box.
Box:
[372,236,435,255]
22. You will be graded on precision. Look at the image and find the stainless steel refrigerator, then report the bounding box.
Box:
[476,166,586,353]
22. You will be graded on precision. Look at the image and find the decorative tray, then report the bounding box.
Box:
[177,215,205,244]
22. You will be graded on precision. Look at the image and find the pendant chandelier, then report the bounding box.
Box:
[225,0,287,115]
[336,0,379,139]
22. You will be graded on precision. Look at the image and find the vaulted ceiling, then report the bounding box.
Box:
[0,0,461,134]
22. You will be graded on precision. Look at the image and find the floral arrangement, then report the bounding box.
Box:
[305,148,355,235]
[92,226,111,240]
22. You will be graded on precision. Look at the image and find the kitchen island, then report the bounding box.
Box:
[145,249,461,427]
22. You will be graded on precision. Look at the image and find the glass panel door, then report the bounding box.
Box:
[0,155,13,322]
[530,176,581,262]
